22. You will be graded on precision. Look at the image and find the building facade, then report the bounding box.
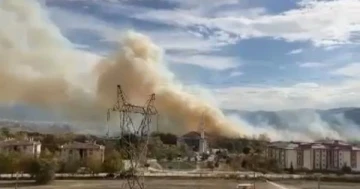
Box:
[60,141,105,162]
[0,138,41,158]
[177,131,209,153]
[267,140,360,172]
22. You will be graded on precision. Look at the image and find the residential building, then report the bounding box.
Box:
[267,140,360,172]
[177,131,209,153]
[0,138,41,158]
[267,141,299,169]
[60,141,105,162]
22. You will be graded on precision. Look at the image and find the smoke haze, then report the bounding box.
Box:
[0,0,241,137]
[1,0,359,141]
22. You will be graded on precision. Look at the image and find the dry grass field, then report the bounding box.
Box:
[0,179,358,189]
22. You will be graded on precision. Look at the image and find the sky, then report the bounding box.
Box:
[11,0,360,112]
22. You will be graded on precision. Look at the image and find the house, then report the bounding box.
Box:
[0,138,41,158]
[177,131,209,154]
[60,141,105,162]
[267,140,360,172]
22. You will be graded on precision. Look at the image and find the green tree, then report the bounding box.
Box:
[0,153,12,174]
[59,158,81,174]
[102,150,124,174]
[41,135,59,154]
[14,131,27,140]
[32,158,56,185]
[19,156,37,175]
[242,147,251,155]
[86,157,103,175]
[40,149,54,160]
[342,164,352,174]
[1,127,10,137]
[148,137,166,160]
[7,152,22,175]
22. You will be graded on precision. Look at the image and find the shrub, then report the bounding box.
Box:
[33,159,56,185]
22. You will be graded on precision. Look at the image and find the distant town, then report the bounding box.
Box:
[0,125,359,180]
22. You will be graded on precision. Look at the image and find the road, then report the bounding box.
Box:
[0,179,359,189]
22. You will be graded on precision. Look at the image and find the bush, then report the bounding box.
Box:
[33,159,56,185]
[342,164,352,174]
[102,150,124,174]
[206,161,215,170]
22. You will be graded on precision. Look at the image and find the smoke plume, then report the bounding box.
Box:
[0,0,242,137]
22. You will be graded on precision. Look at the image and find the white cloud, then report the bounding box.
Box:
[298,62,328,68]
[167,54,239,70]
[141,29,223,53]
[46,3,243,70]
[331,63,360,78]
[213,80,360,111]
[229,71,243,77]
[132,0,360,47]
[288,48,303,55]
[47,6,125,43]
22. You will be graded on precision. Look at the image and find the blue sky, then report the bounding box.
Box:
[26,0,360,111]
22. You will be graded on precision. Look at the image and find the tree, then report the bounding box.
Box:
[102,150,124,174]
[1,127,10,137]
[206,161,215,170]
[19,156,38,177]
[151,132,178,145]
[289,162,294,174]
[0,153,12,174]
[7,152,22,175]
[86,156,103,175]
[14,131,27,140]
[32,158,56,185]
[342,164,352,174]
[242,147,251,155]
[41,135,59,153]
[59,159,81,174]
[40,149,54,160]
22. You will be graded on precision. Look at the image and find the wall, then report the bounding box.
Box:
[355,151,360,172]
[61,148,105,162]
[341,150,351,168]
[285,149,297,169]
[303,149,311,170]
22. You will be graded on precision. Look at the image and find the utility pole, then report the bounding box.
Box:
[15,172,19,189]
[253,171,256,189]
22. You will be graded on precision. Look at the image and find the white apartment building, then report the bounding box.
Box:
[267,141,299,169]
[267,140,360,172]
[0,138,42,158]
[60,141,105,162]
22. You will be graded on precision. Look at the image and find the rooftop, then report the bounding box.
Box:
[0,138,40,146]
[60,141,104,150]
[269,140,355,150]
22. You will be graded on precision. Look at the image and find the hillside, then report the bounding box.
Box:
[0,107,359,140]
[225,107,360,140]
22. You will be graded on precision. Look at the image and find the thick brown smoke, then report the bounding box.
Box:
[0,0,242,137]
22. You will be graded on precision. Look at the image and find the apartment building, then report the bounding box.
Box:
[267,140,360,172]
[0,138,41,158]
[267,141,299,169]
[60,141,105,162]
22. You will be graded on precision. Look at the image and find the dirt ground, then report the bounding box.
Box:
[0,179,359,189]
